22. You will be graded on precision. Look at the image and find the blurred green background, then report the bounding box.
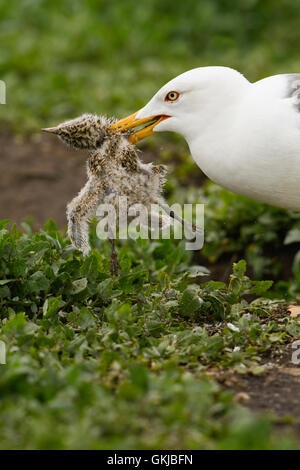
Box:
[1,0,300,132]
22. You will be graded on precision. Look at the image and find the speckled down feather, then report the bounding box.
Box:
[50,114,170,255]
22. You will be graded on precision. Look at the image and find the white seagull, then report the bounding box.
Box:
[111,66,300,211]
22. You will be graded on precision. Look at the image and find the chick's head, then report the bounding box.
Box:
[42,114,117,149]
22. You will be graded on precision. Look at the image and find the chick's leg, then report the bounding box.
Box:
[109,236,121,276]
[66,179,101,256]
[107,224,120,275]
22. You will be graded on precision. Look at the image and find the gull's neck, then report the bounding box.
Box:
[184,78,251,185]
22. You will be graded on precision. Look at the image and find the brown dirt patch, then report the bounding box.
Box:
[0,132,88,230]
[215,343,300,438]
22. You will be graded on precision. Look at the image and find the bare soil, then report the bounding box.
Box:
[215,343,300,439]
[0,132,88,229]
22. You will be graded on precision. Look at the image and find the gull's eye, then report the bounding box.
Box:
[165,91,180,102]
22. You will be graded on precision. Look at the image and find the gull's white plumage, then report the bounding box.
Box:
[135,66,300,211]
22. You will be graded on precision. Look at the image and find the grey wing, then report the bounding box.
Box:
[255,73,300,109]
[282,73,300,112]
[285,74,300,96]
[264,73,300,111]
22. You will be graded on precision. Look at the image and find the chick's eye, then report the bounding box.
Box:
[165,91,180,102]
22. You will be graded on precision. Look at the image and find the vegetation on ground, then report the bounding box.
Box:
[0,219,299,449]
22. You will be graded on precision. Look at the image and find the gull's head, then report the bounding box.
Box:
[111,66,249,145]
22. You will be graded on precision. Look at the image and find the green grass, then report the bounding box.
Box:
[0,219,299,449]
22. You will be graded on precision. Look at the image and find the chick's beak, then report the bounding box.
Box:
[109,111,169,144]
[41,127,59,134]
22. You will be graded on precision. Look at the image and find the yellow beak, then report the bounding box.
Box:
[109,110,169,144]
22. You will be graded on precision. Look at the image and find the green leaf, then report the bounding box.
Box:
[284,228,300,245]
[43,296,64,318]
[0,219,10,230]
[233,260,247,278]
[0,279,16,285]
[293,250,300,284]
[2,312,27,336]
[186,265,210,278]
[268,333,284,343]
[79,307,96,329]
[28,271,50,293]
[80,253,100,281]
[10,260,27,277]
[117,270,149,293]
[129,363,148,391]
[228,260,251,299]
[98,279,113,301]
[179,287,203,317]
[250,280,273,295]
[71,278,88,294]
[105,301,132,324]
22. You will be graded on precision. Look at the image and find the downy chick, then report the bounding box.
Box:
[43,114,175,273]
